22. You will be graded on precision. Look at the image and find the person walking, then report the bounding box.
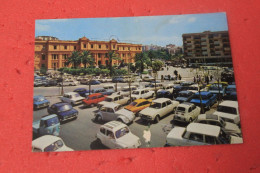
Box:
[194,76,196,83]
[168,74,171,81]
[179,74,182,80]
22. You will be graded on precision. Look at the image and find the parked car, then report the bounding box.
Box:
[73,88,88,97]
[187,84,206,93]
[190,91,217,110]
[102,89,115,96]
[159,84,174,94]
[145,83,163,91]
[172,85,183,98]
[33,114,60,137]
[96,121,141,149]
[194,114,241,136]
[103,84,115,90]
[125,99,152,115]
[85,88,106,96]
[34,79,43,87]
[60,92,84,106]
[142,76,155,82]
[87,80,101,85]
[206,81,228,88]
[47,103,78,122]
[175,91,194,103]
[33,95,50,110]
[156,90,173,99]
[223,85,237,100]
[82,93,106,107]
[166,123,243,146]
[59,81,77,86]
[119,86,137,97]
[80,79,89,85]
[213,101,240,125]
[112,77,124,83]
[94,103,135,124]
[208,83,226,99]
[98,95,130,108]
[44,79,58,87]
[32,135,73,152]
[173,102,201,123]
[139,98,179,123]
[131,88,154,100]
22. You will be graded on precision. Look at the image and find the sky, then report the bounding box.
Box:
[35,12,228,47]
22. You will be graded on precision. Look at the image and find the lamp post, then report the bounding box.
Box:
[60,72,64,95]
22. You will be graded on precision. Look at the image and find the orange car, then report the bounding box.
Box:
[125,99,152,115]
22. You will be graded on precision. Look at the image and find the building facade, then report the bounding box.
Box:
[34,36,142,70]
[182,31,232,66]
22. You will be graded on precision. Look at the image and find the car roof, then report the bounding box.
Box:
[197,114,219,121]
[134,99,150,103]
[74,88,86,91]
[64,92,78,95]
[53,102,70,107]
[195,91,211,96]
[153,98,170,103]
[178,102,193,108]
[102,102,121,108]
[158,90,169,93]
[102,121,127,132]
[88,93,102,97]
[179,90,192,94]
[32,135,62,150]
[227,85,236,88]
[219,101,238,108]
[187,123,220,137]
[33,95,44,98]
[92,88,104,91]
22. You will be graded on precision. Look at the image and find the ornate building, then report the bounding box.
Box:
[34,36,142,70]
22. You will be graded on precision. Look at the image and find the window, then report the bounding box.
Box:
[141,91,144,94]
[92,96,97,100]
[74,46,76,50]
[42,54,45,60]
[54,45,57,49]
[166,100,172,105]
[105,53,108,57]
[91,44,93,48]
[162,102,166,108]
[113,45,115,49]
[128,47,130,50]
[98,95,104,98]
[122,54,125,57]
[98,53,101,58]
[119,96,123,99]
[205,136,216,144]
[188,107,192,113]
[84,44,86,48]
[189,133,204,142]
[107,108,114,113]
[52,54,58,60]
[107,130,115,139]
[41,64,45,68]
[100,128,106,135]
[99,45,101,49]
[106,45,108,49]
[64,45,67,50]
[114,97,119,101]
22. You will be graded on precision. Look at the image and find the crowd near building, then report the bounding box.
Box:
[182,31,232,67]
[34,36,142,70]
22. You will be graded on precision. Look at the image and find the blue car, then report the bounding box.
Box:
[33,95,50,110]
[112,77,124,83]
[88,80,101,85]
[175,91,194,103]
[190,91,217,110]
[73,88,88,97]
[47,103,78,122]
[208,83,226,99]
[156,90,173,99]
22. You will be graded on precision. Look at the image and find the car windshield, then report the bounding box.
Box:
[218,130,230,144]
[59,105,72,112]
[217,105,237,115]
[44,140,64,152]
[150,102,161,109]
[114,105,123,112]
[46,117,59,126]
[34,97,45,102]
[122,88,130,92]
[115,127,130,138]
[132,91,139,95]
[129,102,137,106]
[176,106,186,113]
[105,98,113,102]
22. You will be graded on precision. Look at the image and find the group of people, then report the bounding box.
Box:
[160,70,182,82]
[194,74,213,84]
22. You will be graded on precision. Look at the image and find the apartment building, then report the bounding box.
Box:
[34,36,142,70]
[182,31,232,66]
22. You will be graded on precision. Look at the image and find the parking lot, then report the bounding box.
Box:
[33,80,219,151]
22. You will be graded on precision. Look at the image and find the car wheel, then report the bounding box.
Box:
[90,103,95,108]
[154,115,160,124]
[95,115,102,122]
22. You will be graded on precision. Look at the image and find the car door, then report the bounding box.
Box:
[104,130,117,149]
[186,133,206,146]
[161,102,168,117]
[188,107,194,120]
[105,108,117,121]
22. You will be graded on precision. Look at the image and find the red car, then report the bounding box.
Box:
[82,93,106,107]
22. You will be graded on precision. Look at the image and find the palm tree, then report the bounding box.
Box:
[134,52,148,73]
[66,51,81,68]
[106,50,121,77]
[81,50,95,68]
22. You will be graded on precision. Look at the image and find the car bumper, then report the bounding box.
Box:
[173,115,187,122]
[140,114,153,121]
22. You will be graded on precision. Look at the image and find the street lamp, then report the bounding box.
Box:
[60,72,64,95]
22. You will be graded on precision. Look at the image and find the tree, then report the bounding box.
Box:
[66,51,81,68]
[152,60,163,97]
[135,52,149,73]
[80,50,95,68]
[106,50,121,77]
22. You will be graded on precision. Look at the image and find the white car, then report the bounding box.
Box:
[194,114,241,136]
[98,95,130,108]
[142,76,155,82]
[173,102,201,123]
[187,84,206,93]
[139,98,179,123]
[60,92,84,106]
[166,123,243,146]
[158,84,175,94]
[213,101,240,125]
[119,86,137,97]
[95,103,135,124]
[59,80,77,86]
[145,83,163,91]
[96,121,141,149]
[103,84,115,90]
[32,135,74,152]
[131,89,154,100]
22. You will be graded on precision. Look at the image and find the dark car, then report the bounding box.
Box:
[47,103,78,122]
[156,90,173,99]
[73,88,88,97]
[44,79,58,87]
[175,91,194,103]
[33,95,50,110]
[87,80,101,85]
[112,77,124,83]
[172,85,183,98]
[80,79,89,85]
[189,91,217,110]
[85,88,106,96]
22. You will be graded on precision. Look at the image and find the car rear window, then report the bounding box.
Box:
[44,140,64,152]
[217,105,237,115]
[46,117,59,126]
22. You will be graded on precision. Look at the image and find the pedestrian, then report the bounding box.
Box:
[199,75,201,82]
[206,76,209,85]
[210,75,213,81]
[168,74,171,81]
[174,70,178,76]
[179,74,182,80]
[167,67,169,71]
[161,75,163,82]
[194,76,196,83]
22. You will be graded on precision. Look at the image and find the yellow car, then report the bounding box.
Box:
[125,99,152,115]
[206,81,228,88]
